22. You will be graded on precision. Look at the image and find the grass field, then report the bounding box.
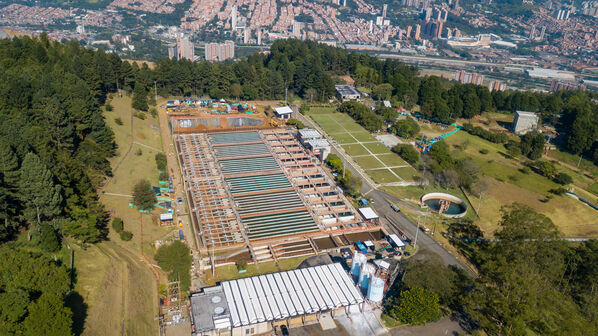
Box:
[311,112,419,183]
[382,130,598,237]
[73,95,173,335]
[308,106,337,115]
[342,144,371,157]
[203,255,311,286]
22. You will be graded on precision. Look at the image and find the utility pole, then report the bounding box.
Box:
[577,154,582,168]
[414,215,420,248]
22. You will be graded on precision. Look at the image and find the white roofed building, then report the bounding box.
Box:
[274,106,293,120]
[190,263,364,335]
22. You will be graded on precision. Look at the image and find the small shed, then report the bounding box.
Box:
[358,207,379,221]
[274,106,293,120]
[387,234,405,249]
[160,213,173,222]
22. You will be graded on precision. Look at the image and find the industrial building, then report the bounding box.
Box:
[297,129,331,161]
[273,106,293,120]
[190,262,382,336]
[335,85,362,101]
[512,111,539,134]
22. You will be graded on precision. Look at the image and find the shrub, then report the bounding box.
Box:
[159,171,169,181]
[462,123,508,144]
[115,117,123,125]
[150,107,157,118]
[155,153,167,171]
[112,217,124,233]
[553,172,573,185]
[135,148,142,156]
[135,112,146,120]
[105,104,113,111]
[389,118,420,138]
[120,230,133,241]
[392,144,420,165]
[479,149,489,155]
[236,260,248,271]
[549,187,567,195]
[286,118,305,129]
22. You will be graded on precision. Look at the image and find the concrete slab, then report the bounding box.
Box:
[375,134,403,148]
[320,313,337,330]
[336,312,389,336]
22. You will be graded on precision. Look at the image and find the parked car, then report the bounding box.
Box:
[390,204,400,212]
[177,197,183,205]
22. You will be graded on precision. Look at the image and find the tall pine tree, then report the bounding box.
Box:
[0,143,20,234]
[19,153,62,225]
[132,82,148,111]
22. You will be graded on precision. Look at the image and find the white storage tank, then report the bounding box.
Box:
[367,276,385,303]
[351,252,366,278]
[358,263,375,290]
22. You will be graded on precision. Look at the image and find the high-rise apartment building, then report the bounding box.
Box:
[205,41,235,62]
[382,4,388,18]
[455,70,484,85]
[231,6,238,30]
[177,36,194,61]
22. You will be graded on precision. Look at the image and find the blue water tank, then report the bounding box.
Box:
[367,276,385,303]
[351,252,366,278]
[358,263,375,290]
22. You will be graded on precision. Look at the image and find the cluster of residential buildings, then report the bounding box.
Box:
[0,3,71,26]
[168,36,196,61]
[204,41,235,62]
[454,70,484,85]
[108,0,186,14]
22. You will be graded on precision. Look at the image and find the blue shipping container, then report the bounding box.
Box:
[355,241,367,254]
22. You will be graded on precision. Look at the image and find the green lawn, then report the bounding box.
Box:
[378,154,408,167]
[353,132,377,142]
[392,167,419,181]
[589,183,598,196]
[364,142,392,154]
[307,106,337,115]
[205,255,311,285]
[367,169,402,183]
[342,144,371,156]
[354,156,385,169]
[331,133,358,144]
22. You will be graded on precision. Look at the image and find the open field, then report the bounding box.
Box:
[310,112,419,183]
[384,129,598,237]
[308,106,337,115]
[203,255,312,286]
[74,95,173,335]
[71,241,158,336]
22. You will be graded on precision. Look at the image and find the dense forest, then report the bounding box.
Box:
[384,204,598,335]
[0,35,596,334]
[0,35,128,334]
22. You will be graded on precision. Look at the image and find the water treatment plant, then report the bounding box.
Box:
[421,192,468,218]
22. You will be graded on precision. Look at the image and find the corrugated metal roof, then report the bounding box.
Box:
[212,263,362,328]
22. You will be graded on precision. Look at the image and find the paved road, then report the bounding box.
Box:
[296,111,475,277]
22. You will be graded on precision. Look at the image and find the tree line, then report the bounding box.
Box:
[384,204,598,335]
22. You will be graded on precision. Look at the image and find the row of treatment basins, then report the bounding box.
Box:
[213,229,388,266]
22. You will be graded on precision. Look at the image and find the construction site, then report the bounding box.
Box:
[170,101,387,267]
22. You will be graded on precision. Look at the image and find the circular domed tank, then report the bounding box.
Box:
[358,263,376,290]
[421,192,467,218]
